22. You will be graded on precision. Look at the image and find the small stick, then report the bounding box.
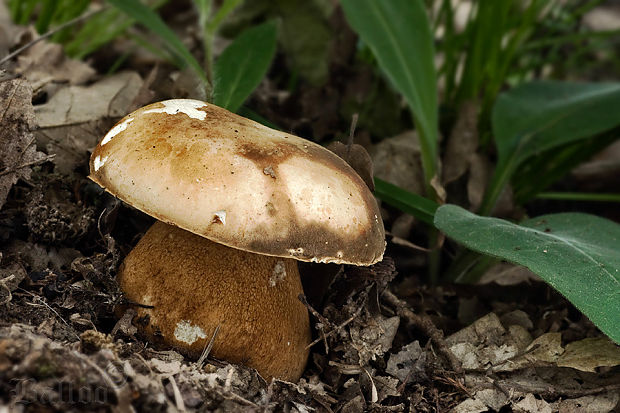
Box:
[345,113,359,162]
[298,294,332,353]
[196,325,220,369]
[0,6,105,67]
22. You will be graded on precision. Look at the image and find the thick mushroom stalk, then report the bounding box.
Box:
[120,221,310,381]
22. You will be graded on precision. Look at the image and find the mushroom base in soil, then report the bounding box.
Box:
[119,221,310,381]
[89,99,385,382]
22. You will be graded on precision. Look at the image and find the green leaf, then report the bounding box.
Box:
[106,0,207,84]
[374,178,438,225]
[481,81,620,214]
[494,81,620,166]
[435,204,620,344]
[213,20,278,112]
[341,0,438,187]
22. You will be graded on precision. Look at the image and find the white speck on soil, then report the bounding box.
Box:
[270,260,287,287]
[174,320,207,345]
[144,99,207,120]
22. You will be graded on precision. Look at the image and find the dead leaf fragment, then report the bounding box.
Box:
[35,71,143,127]
[443,100,479,185]
[15,37,96,90]
[371,130,424,195]
[557,337,620,372]
[327,141,375,191]
[515,393,553,413]
[34,71,144,175]
[386,341,424,382]
[0,79,47,209]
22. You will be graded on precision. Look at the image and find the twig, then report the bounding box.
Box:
[298,294,332,353]
[196,325,220,369]
[382,289,463,375]
[17,287,80,340]
[303,295,366,351]
[0,274,15,305]
[345,113,359,162]
[165,374,186,412]
[0,6,106,67]
[0,155,55,177]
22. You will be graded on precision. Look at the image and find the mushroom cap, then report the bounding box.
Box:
[119,221,310,381]
[90,99,385,265]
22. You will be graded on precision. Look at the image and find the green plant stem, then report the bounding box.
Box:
[536,192,620,202]
[427,227,440,285]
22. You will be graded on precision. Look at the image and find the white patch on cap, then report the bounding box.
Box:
[269,260,287,287]
[174,320,207,345]
[93,155,108,171]
[144,99,207,120]
[212,210,226,225]
[101,117,133,145]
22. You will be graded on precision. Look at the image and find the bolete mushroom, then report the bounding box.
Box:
[89,99,385,381]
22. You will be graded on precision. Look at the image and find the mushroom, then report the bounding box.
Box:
[89,99,385,381]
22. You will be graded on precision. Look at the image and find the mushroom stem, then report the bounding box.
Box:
[118,221,311,381]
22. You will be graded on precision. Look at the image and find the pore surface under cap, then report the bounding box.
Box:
[89,99,385,265]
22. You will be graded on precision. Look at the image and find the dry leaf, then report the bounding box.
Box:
[443,100,479,185]
[515,393,553,413]
[327,141,375,191]
[371,130,424,194]
[34,71,144,175]
[0,78,47,209]
[550,391,620,413]
[35,71,143,127]
[467,152,489,211]
[557,337,620,372]
[15,37,96,91]
[386,341,424,382]
[478,262,541,286]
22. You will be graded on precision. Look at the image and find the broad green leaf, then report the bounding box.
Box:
[213,20,277,112]
[481,81,620,214]
[435,204,620,343]
[493,81,620,166]
[374,178,438,225]
[106,0,207,84]
[341,0,438,186]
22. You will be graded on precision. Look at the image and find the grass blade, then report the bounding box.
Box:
[106,0,207,85]
[481,81,620,214]
[374,178,438,225]
[341,0,438,191]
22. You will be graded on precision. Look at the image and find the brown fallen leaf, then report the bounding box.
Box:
[0,78,47,209]
[34,71,144,175]
[35,71,144,127]
[371,130,424,195]
[15,33,96,91]
[327,141,375,191]
[557,337,620,373]
[443,100,479,185]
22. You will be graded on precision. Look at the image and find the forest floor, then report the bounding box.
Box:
[1,2,620,412]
